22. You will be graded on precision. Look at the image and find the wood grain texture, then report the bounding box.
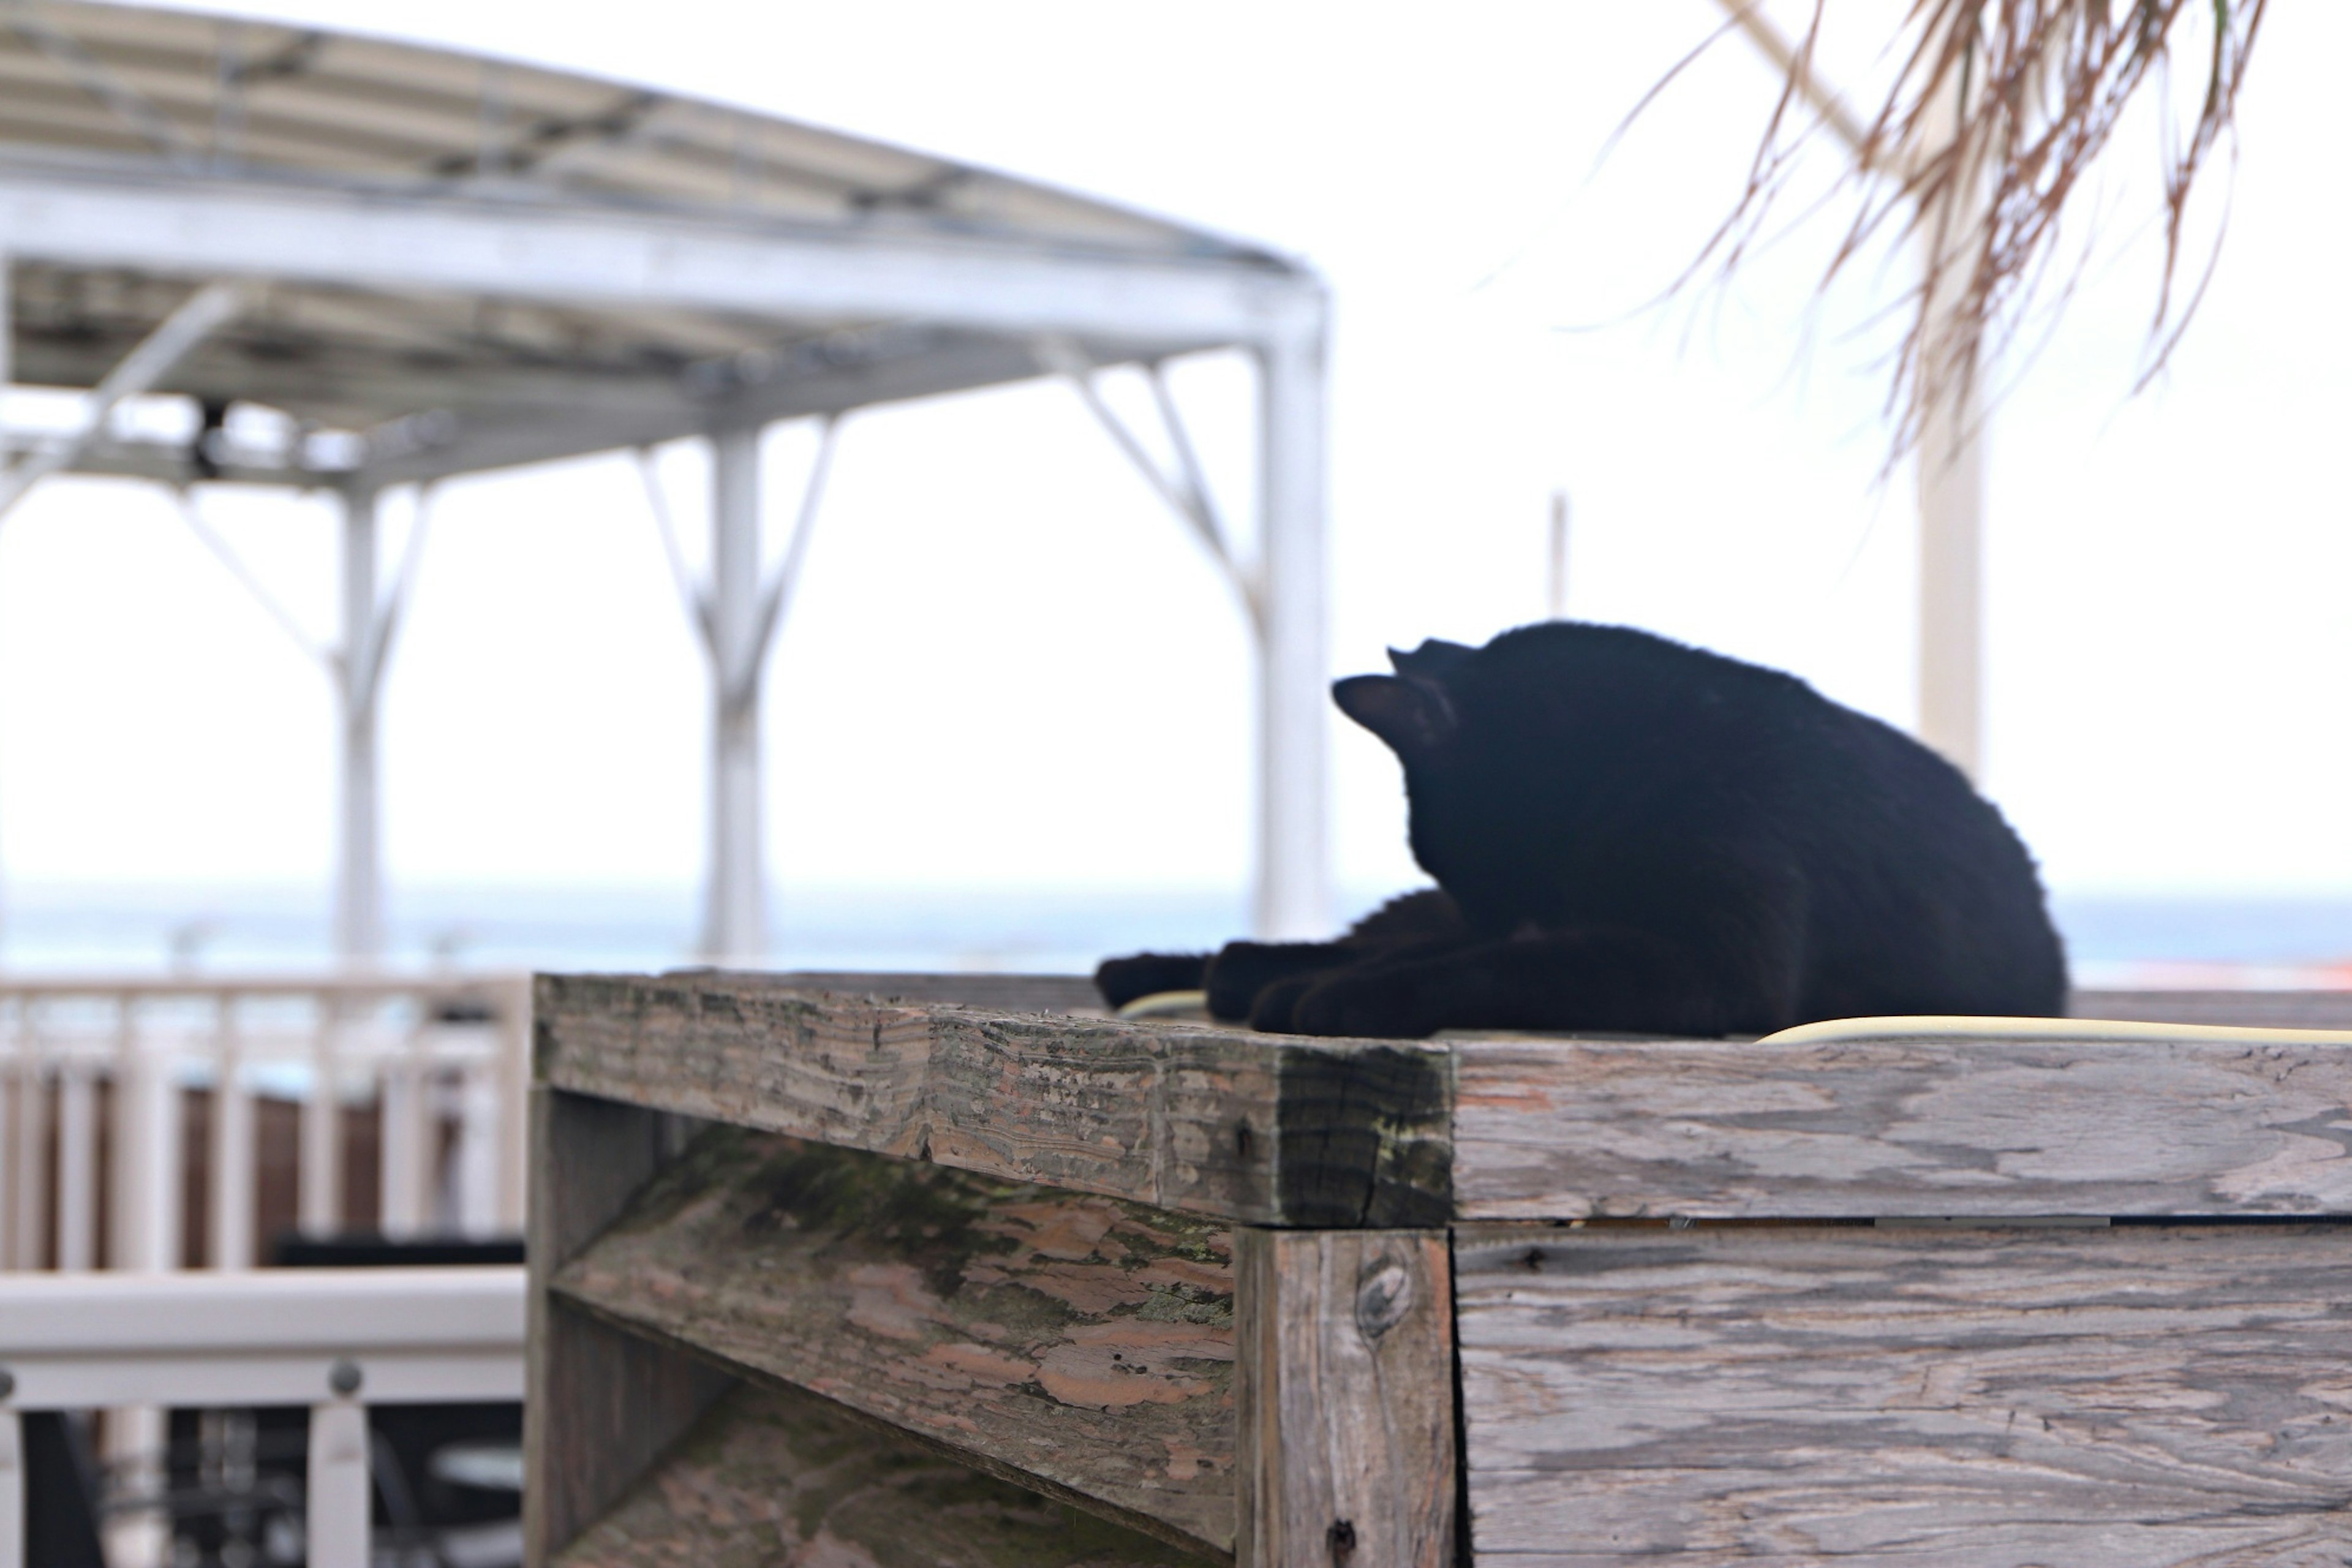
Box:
[552,1380,1218,1568]
[550,1126,1240,1554]
[535,974,1452,1228]
[526,1091,731,1566]
[748,970,1110,1014]
[1457,1222,2352,1564]
[1235,1229,1455,1568]
[1453,1021,2352,1219]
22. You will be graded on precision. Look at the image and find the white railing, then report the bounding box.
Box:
[0,973,532,1274]
[0,1266,527,1568]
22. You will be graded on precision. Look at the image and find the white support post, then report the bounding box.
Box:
[1251,326,1331,941]
[105,1002,178,1568]
[306,1396,371,1568]
[1917,382,1984,780]
[701,424,766,963]
[1911,42,1988,785]
[1711,0,1988,782]
[336,485,386,963]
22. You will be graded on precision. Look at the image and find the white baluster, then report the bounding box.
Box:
[379,1041,423,1240]
[496,978,530,1234]
[9,1023,45,1272]
[210,994,255,1269]
[55,1066,94,1274]
[301,1002,345,1237]
[306,1390,371,1568]
[456,1062,501,1237]
[0,1406,23,1568]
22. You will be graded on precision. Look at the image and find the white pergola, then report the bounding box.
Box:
[0,0,1332,962]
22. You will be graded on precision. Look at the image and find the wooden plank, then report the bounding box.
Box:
[1453,1018,2352,1219]
[1456,1222,2352,1565]
[761,969,1109,1014]
[525,1090,731,1566]
[534,974,1452,1228]
[552,1380,1219,1568]
[1235,1228,1455,1568]
[550,1125,1240,1554]
[2073,987,2352,1030]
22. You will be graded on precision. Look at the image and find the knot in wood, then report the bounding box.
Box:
[1354,1256,1413,1341]
[1327,1518,1357,1563]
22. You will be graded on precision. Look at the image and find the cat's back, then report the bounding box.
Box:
[1461,623,2065,1014]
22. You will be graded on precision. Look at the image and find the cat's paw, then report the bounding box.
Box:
[1282,970,1441,1039]
[1245,973,1322,1032]
[1095,952,1208,1009]
[1205,940,1351,1021]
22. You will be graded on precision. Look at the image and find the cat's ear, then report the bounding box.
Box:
[1387,639,1476,684]
[1333,674,1455,758]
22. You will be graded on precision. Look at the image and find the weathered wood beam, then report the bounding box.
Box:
[550,1125,1239,1555]
[552,1381,1218,1568]
[1452,1018,2352,1221]
[1456,1221,2352,1564]
[1235,1228,1456,1568]
[533,974,1453,1230]
[524,1090,730,1566]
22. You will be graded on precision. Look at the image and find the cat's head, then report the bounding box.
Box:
[1332,636,1525,905]
[1330,623,1670,914]
[1333,639,1477,762]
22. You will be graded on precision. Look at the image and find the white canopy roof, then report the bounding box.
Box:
[0,0,1322,487]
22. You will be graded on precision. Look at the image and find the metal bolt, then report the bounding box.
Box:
[328,1359,363,1396]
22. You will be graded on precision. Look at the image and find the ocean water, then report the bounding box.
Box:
[4,882,2351,985]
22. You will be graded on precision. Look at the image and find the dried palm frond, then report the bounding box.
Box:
[1692,0,2267,453]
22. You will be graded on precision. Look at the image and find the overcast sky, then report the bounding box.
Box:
[3,0,2346,913]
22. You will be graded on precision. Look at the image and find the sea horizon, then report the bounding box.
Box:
[1,880,2348,989]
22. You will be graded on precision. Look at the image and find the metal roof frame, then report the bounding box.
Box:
[0,0,1333,956]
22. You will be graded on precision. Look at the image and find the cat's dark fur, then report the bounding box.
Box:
[1096,621,2067,1038]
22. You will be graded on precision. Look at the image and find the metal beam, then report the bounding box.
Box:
[357,330,1148,487]
[0,278,251,520]
[0,161,1320,349]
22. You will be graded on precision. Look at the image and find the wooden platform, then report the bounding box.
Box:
[527,974,2352,1567]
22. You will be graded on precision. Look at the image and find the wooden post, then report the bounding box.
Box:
[524,1089,729,1566]
[1236,1229,1457,1568]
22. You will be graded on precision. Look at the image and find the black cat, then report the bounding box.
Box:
[1097,621,2067,1038]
